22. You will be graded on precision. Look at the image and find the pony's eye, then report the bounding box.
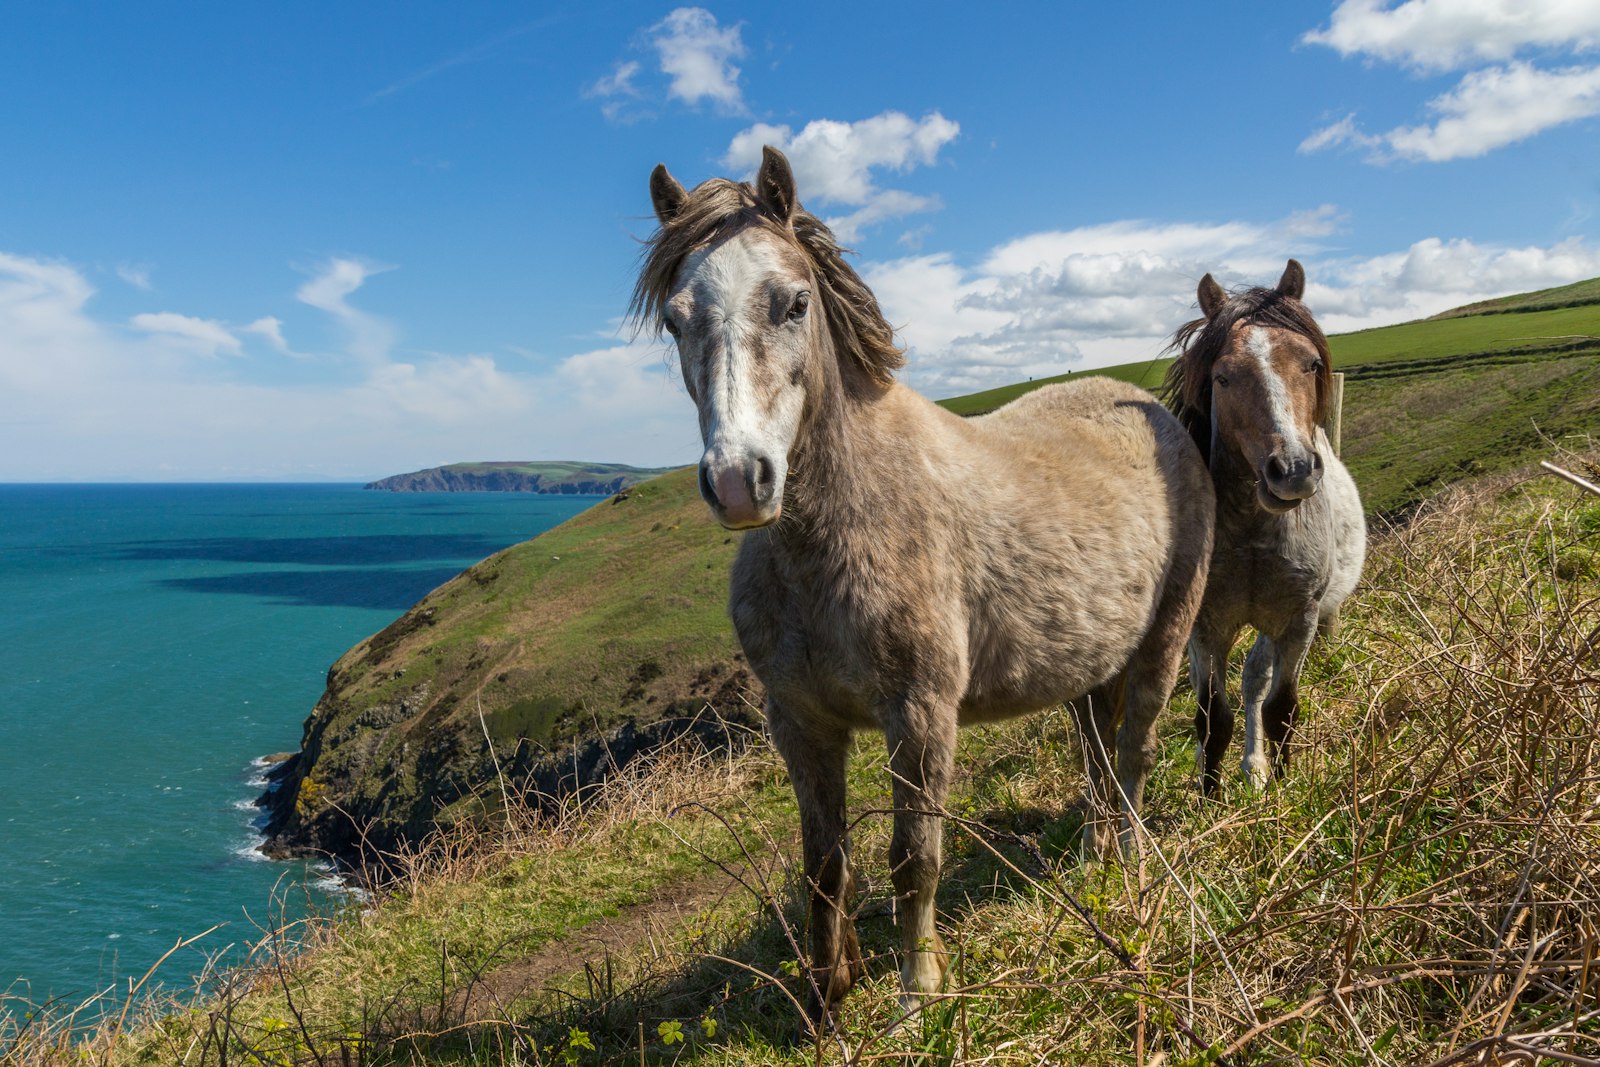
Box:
[662,318,680,338]
[787,291,810,322]
[1214,374,1229,387]
[1306,359,1323,374]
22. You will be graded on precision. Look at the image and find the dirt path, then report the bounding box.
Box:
[453,858,782,1020]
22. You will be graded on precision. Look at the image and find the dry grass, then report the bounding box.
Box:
[6,456,1599,1066]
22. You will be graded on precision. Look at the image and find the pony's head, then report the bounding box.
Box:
[632,147,902,529]
[1164,260,1333,514]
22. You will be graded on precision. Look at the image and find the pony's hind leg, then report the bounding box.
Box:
[766,705,861,1030]
[1116,597,1204,851]
[1070,683,1122,860]
[1240,633,1276,790]
[883,705,957,1010]
[1189,627,1238,797]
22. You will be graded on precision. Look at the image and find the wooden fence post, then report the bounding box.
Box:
[1325,371,1345,458]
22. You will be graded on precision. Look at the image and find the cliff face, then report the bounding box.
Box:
[260,470,761,869]
[365,462,677,494]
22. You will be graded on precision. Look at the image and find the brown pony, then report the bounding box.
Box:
[634,147,1215,1027]
[1164,262,1366,793]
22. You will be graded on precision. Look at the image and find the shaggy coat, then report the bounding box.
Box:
[635,148,1215,1025]
[1165,263,1366,793]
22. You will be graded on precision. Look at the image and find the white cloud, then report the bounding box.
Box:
[242,316,292,356]
[1299,114,1377,154]
[1306,61,1600,161]
[115,263,153,290]
[295,257,397,365]
[649,7,745,113]
[1303,0,1600,72]
[1303,2,1600,163]
[1385,61,1600,159]
[724,111,960,239]
[129,312,244,358]
[586,60,642,121]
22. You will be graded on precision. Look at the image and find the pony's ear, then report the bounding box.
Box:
[650,164,688,225]
[755,145,797,224]
[1277,259,1306,300]
[1197,273,1227,319]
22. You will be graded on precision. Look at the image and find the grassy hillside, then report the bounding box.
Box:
[20,458,1600,1064]
[1430,275,1600,317]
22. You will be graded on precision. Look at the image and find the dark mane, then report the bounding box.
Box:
[1160,285,1333,462]
[629,177,904,385]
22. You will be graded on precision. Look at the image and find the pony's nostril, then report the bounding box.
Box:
[698,462,719,507]
[1311,451,1325,473]
[1266,455,1289,482]
[754,455,775,490]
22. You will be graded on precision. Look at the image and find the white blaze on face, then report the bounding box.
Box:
[1244,326,1299,444]
[672,228,811,526]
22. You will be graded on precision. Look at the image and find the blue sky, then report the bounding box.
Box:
[3,1,1598,480]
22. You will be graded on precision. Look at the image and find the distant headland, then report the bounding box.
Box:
[365,461,679,494]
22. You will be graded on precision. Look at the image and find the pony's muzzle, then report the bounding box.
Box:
[699,450,781,529]
[1260,449,1324,510]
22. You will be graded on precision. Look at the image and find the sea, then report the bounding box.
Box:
[0,484,594,1011]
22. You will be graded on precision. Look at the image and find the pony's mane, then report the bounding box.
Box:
[1160,285,1332,462]
[629,177,904,385]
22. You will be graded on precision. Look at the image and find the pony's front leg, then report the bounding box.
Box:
[1239,633,1276,790]
[767,706,860,1030]
[884,705,956,1010]
[1263,612,1317,778]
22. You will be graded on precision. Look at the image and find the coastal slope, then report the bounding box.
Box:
[261,468,756,866]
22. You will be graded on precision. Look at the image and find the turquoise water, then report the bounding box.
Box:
[0,485,592,1007]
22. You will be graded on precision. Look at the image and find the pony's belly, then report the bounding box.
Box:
[960,612,1143,721]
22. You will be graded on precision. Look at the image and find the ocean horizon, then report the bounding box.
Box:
[0,483,593,1009]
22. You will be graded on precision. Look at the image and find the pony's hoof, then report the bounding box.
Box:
[799,998,841,1043]
[1079,822,1115,863]
[1243,758,1271,792]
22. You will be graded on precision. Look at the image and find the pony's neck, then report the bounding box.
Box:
[1208,438,1262,508]
[774,335,891,547]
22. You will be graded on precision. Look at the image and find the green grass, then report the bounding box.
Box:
[1330,302,1600,369]
[1342,351,1600,514]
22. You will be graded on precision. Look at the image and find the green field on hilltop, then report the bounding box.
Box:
[1430,275,1600,317]
[1330,301,1600,370]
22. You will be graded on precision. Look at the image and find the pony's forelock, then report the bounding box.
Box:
[629,176,904,386]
